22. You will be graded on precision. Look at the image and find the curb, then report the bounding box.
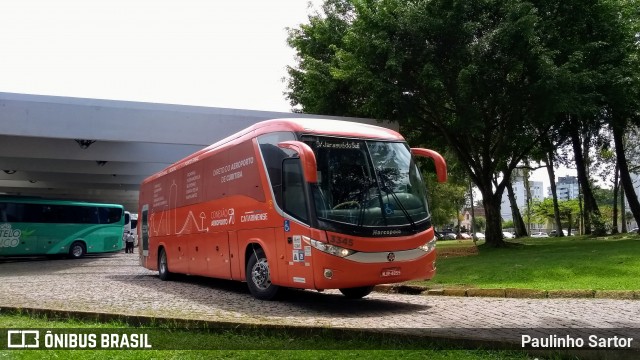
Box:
[373,285,640,300]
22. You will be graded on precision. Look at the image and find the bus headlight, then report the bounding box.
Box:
[418,237,436,253]
[310,239,355,258]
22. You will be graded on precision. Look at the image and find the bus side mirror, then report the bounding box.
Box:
[410,148,447,183]
[277,141,318,183]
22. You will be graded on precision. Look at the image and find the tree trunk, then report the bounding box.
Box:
[506,181,528,237]
[570,125,603,235]
[469,180,475,234]
[612,123,640,229]
[481,189,506,247]
[620,185,628,233]
[524,170,532,234]
[546,152,564,236]
[612,164,619,234]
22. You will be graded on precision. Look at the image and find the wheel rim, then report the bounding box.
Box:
[160,252,167,273]
[72,245,83,257]
[251,258,271,290]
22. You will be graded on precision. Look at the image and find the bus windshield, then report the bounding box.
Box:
[303,137,430,228]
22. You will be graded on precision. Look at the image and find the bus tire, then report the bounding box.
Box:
[158,248,172,281]
[68,241,86,259]
[339,286,374,299]
[246,248,279,300]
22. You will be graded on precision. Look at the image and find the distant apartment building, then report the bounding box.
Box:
[551,175,580,200]
[500,179,544,221]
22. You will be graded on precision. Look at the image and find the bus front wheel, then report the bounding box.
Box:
[246,248,279,300]
[69,241,86,259]
[158,248,172,281]
[339,286,374,299]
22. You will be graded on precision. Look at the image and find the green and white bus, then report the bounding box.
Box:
[0,197,126,258]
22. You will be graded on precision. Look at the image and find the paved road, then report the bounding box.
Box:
[0,252,638,353]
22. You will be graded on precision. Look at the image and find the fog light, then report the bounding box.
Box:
[324,269,333,279]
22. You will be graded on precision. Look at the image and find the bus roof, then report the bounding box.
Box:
[0,195,124,208]
[143,118,403,184]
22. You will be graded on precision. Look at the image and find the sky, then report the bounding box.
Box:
[0,0,574,192]
[0,0,322,112]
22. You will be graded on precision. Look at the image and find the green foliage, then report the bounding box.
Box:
[532,198,580,229]
[592,186,615,207]
[592,205,615,234]
[502,220,514,229]
[426,177,467,227]
[424,150,471,227]
[285,0,355,114]
[473,216,486,232]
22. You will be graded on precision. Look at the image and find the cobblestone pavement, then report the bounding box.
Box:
[0,252,638,348]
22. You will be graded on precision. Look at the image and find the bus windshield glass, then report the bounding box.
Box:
[303,137,430,228]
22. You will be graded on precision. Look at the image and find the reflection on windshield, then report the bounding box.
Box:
[303,137,429,228]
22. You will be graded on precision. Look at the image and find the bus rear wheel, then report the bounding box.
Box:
[68,241,86,259]
[158,248,172,281]
[339,286,374,299]
[246,248,279,300]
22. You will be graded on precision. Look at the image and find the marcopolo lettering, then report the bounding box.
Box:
[372,229,402,236]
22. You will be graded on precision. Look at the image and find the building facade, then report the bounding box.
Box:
[500,179,544,222]
[552,175,580,200]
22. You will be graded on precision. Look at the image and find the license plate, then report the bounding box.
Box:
[381,267,401,277]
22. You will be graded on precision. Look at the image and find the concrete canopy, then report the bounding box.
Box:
[0,92,394,213]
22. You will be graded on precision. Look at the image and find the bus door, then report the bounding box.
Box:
[140,205,149,266]
[280,158,314,288]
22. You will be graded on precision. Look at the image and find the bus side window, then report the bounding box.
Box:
[257,132,296,210]
[282,158,308,223]
[0,203,6,222]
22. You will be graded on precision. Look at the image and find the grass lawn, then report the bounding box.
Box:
[417,232,640,291]
[0,311,538,360]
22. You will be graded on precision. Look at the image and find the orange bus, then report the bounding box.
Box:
[138,118,446,300]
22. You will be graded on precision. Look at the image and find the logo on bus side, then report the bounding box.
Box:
[240,210,268,223]
[0,223,21,248]
[210,208,235,227]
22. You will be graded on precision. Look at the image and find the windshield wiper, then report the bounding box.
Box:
[378,174,416,229]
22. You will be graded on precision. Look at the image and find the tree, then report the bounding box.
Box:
[533,198,580,233]
[531,0,633,236]
[286,0,639,245]
[285,0,355,114]
[473,216,487,232]
[505,179,528,237]
[421,148,470,228]
[600,0,640,232]
[425,175,467,228]
[287,0,557,247]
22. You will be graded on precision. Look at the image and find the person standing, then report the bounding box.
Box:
[125,231,135,253]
